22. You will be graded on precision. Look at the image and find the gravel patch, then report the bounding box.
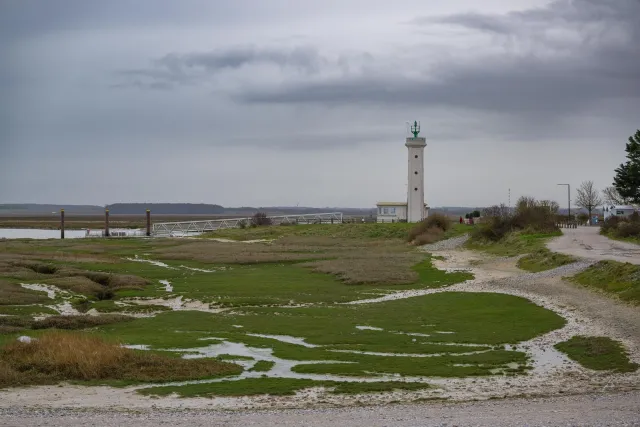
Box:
[1,391,639,426]
[419,234,470,251]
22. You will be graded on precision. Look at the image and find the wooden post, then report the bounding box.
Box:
[146,209,151,236]
[105,209,110,237]
[60,209,65,239]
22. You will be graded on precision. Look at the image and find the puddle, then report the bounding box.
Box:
[327,349,491,358]
[20,284,57,299]
[246,334,318,348]
[125,297,226,313]
[126,256,178,270]
[179,266,218,273]
[159,280,173,292]
[210,238,274,244]
[355,326,384,331]
[434,331,456,335]
[123,344,151,351]
[134,340,433,390]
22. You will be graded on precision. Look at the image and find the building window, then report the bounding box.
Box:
[383,208,388,214]
[389,207,396,214]
[616,210,625,215]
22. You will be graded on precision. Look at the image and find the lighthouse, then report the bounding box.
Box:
[406,121,427,223]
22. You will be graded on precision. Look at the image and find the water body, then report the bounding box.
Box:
[0,228,87,239]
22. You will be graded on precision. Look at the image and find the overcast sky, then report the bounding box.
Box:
[1,0,638,208]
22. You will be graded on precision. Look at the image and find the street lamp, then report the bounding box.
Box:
[557,183,571,219]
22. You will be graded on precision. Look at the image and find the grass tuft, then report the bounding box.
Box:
[516,248,576,273]
[568,261,640,304]
[554,336,638,372]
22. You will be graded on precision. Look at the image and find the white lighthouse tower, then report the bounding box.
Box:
[406,121,427,222]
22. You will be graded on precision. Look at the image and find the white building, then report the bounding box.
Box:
[376,202,429,223]
[603,205,637,220]
[376,121,429,223]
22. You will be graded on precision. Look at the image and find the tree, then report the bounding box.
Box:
[602,186,628,206]
[613,130,640,205]
[575,181,603,223]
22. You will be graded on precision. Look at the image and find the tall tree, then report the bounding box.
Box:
[575,180,603,222]
[613,130,640,205]
[602,186,627,206]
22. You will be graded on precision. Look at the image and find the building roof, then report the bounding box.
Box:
[376,202,407,206]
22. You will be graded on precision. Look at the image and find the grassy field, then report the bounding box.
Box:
[555,336,638,373]
[0,222,569,396]
[567,261,640,304]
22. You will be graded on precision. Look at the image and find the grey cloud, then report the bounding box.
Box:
[116,46,327,89]
[234,0,640,120]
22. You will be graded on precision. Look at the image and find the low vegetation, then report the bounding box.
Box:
[555,336,638,373]
[0,314,133,333]
[0,331,243,388]
[139,378,432,397]
[465,197,573,272]
[516,249,576,273]
[600,213,640,244]
[568,261,640,304]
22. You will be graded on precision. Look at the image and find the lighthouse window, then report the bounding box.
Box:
[414,155,418,158]
[414,188,418,191]
[414,171,418,175]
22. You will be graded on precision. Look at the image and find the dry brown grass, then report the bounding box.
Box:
[413,227,445,245]
[0,331,242,388]
[31,315,134,330]
[407,213,452,244]
[155,236,422,284]
[301,252,424,285]
[0,259,150,300]
[0,279,49,305]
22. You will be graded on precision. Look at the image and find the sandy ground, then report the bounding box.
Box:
[547,226,640,264]
[2,228,640,425]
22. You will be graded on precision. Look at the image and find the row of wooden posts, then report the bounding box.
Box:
[60,209,152,239]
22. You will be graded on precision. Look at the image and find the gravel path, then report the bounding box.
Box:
[547,226,640,264]
[1,391,639,426]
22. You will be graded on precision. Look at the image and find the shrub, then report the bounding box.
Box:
[615,221,640,238]
[601,216,622,235]
[472,197,558,242]
[413,227,445,245]
[407,213,451,243]
[251,212,272,227]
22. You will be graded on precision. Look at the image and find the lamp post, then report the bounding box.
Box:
[557,183,570,220]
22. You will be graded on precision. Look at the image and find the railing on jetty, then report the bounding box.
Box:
[152,212,344,237]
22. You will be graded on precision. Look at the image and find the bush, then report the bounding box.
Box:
[250,212,272,227]
[472,197,558,242]
[407,213,452,243]
[413,227,445,245]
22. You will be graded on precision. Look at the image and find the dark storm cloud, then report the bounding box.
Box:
[116,46,327,89]
[233,0,640,119]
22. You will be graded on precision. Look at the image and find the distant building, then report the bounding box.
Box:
[603,205,637,220]
[376,202,429,223]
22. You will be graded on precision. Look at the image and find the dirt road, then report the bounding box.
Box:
[1,391,639,427]
[547,226,640,264]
